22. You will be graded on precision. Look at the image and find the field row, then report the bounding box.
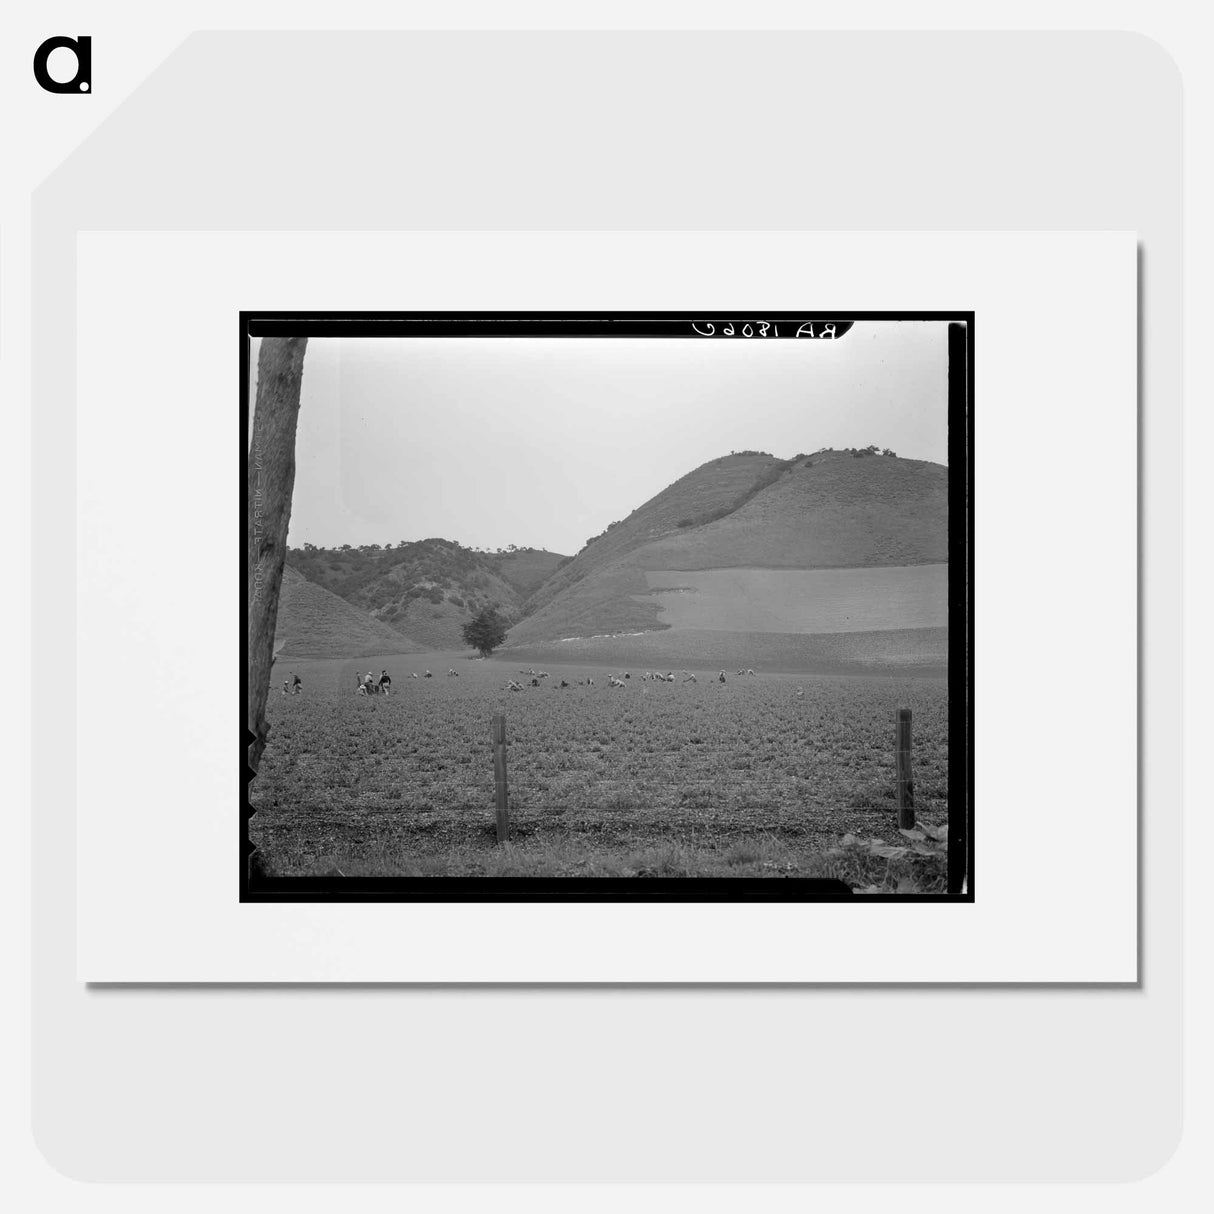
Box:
[251,660,949,877]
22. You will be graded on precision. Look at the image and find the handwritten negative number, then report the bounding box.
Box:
[692,321,778,338]
[691,321,838,338]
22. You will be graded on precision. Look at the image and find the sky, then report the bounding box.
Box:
[249,323,949,556]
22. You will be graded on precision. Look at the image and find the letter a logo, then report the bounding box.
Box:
[33,36,92,93]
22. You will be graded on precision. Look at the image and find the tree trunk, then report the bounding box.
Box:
[247,337,307,779]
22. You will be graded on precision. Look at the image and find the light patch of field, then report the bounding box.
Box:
[641,565,947,634]
[505,628,947,675]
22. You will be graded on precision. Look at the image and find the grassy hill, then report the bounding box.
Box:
[494,547,572,598]
[275,447,947,663]
[521,452,789,621]
[273,565,423,658]
[285,539,570,652]
[507,449,947,646]
[636,450,947,570]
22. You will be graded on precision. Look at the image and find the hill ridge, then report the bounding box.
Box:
[508,448,947,646]
[274,565,424,658]
[275,445,946,660]
[284,539,570,651]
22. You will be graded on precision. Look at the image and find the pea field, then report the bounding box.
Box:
[250,651,950,884]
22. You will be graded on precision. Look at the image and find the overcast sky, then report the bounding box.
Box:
[250,323,949,556]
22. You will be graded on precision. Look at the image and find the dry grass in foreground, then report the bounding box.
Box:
[259,827,948,893]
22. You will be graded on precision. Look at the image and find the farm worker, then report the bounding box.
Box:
[281,679,289,696]
[292,673,302,694]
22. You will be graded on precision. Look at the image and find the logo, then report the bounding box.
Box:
[33,36,91,93]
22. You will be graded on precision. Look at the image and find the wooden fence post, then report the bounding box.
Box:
[896,708,914,829]
[491,713,510,843]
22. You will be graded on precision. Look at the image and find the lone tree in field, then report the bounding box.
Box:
[462,605,509,656]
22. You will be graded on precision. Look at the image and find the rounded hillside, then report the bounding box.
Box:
[285,540,571,652]
[636,450,947,570]
[508,449,947,647]
[523,452,790,618]
[274,565,423,658]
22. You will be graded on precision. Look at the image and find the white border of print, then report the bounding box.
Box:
[75,230,1136,982]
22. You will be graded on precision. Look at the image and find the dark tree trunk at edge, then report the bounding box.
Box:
[247,337,307,782]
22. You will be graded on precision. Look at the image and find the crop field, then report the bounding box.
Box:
[251,652,950,882]
[503,626,949,679]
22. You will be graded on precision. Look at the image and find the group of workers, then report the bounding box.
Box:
[355,669,393,695]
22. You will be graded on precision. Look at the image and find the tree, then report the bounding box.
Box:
[462,605,509,656]
[248,336,308,779]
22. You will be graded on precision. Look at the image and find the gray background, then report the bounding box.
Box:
[32,31,1180,1180]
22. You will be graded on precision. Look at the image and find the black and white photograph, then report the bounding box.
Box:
[24,9,1177,1192]
[244,313,971,900]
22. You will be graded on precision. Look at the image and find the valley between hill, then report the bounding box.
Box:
[273,445,949,672]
